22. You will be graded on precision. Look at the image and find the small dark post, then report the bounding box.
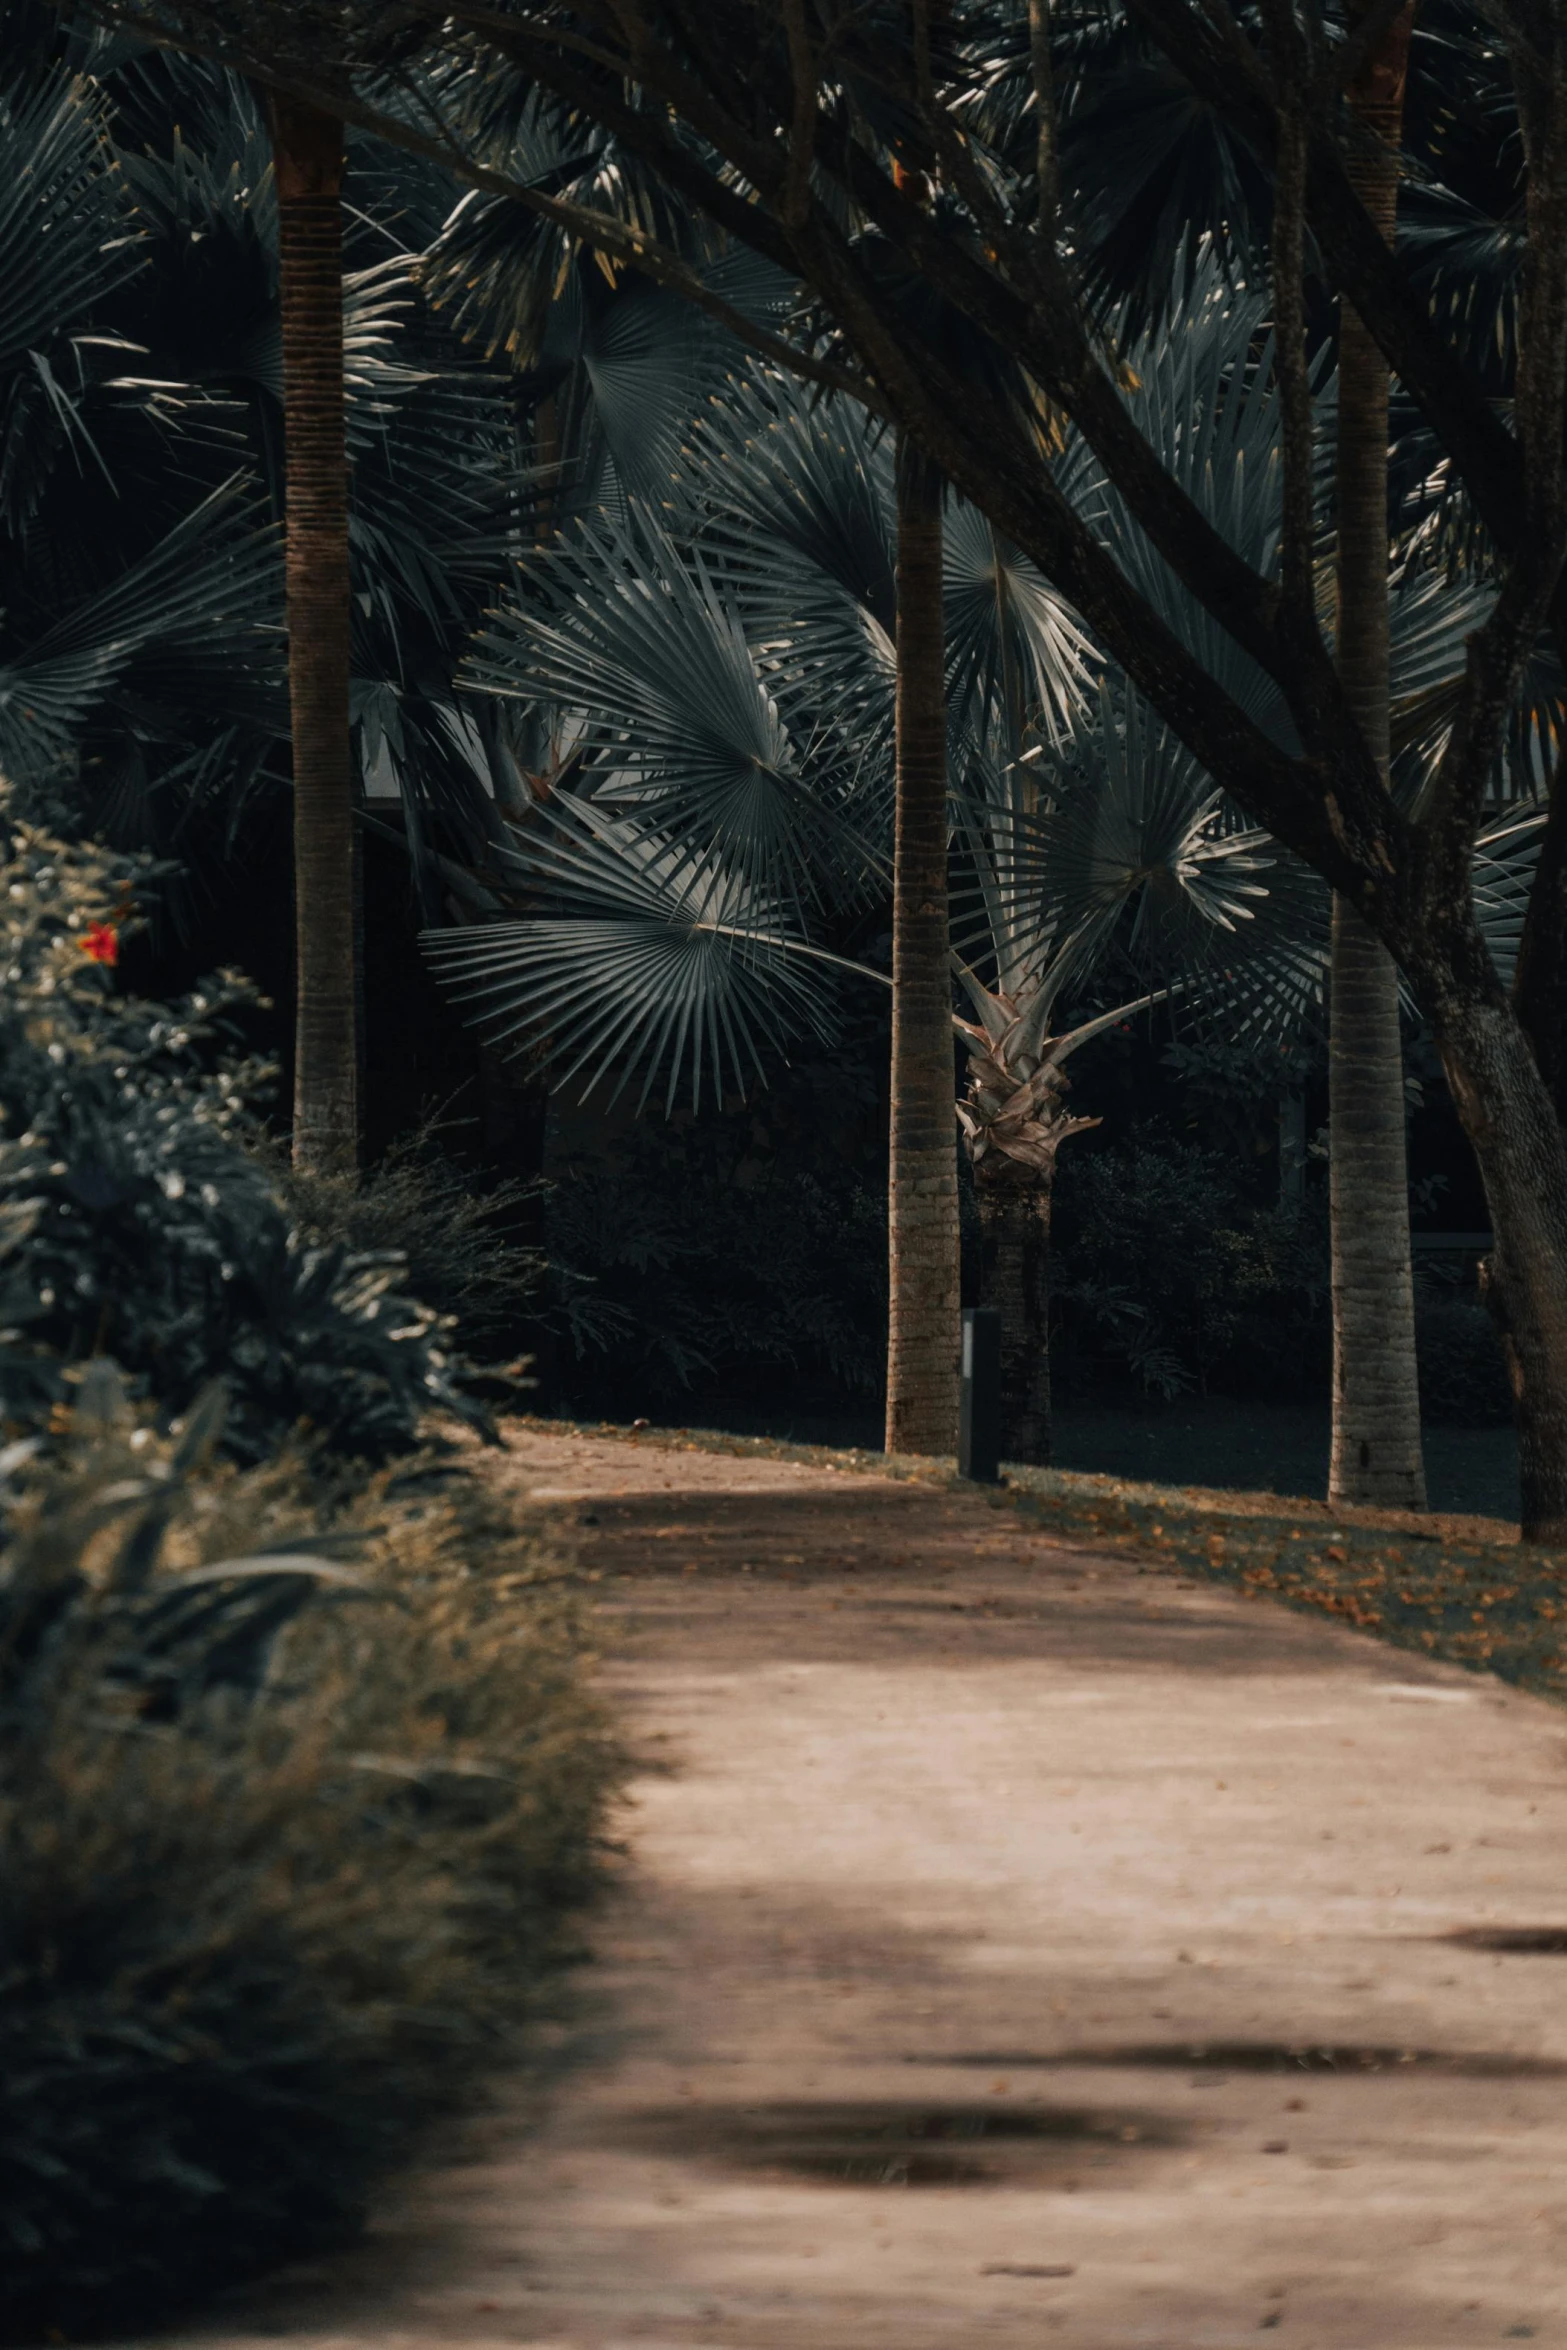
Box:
[958,1306,1001,1482]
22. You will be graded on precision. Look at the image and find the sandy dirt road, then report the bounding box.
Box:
[157,1427,1567,2349]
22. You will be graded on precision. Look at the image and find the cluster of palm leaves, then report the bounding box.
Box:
[413,253,1545,1453]
[3,4,1549,1469]
[0,8,543,911]
[425,333,1276,1099]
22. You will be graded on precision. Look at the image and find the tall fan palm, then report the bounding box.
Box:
[429,144,980,1441]
[1327,0,1424,1511]
[421,72,1079,1458]
[697,349,1099,1455]
[430,143,967,1448]
[420,371,1279,1460]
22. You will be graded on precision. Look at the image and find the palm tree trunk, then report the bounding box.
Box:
[1328,2,1425,1510]
[975,1159,1051,1461]
[271,91,357,1175]
[885,438,960,1455]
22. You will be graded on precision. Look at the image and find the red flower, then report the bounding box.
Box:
[79,923,118,967]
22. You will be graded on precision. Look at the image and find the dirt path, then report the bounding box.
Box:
[174,1428,1567,2349]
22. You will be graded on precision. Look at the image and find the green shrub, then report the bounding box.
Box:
[1052,1136,1333,1401]
[273,1116,547,1356]
[0,811,492,1460]
[1416,1292,1513,1425]
[548,1130,887,1412]
[0,1371,618,2342]
[1052,1138,1255,1396]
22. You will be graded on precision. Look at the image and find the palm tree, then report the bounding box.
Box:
[1057,8,1553,1505]
[887,437,960,1454]
[1056,5,1425,1506]
[953,674,1279,1460]
[267,89,357,1173]
[417,382,1279,1462]
[431,168,967,1449]
[1326,1,1424,1510]
[693,364,1098,1456]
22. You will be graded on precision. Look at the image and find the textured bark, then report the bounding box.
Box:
[1433,993,1567,1541]
[1329,902,1425,1506]
[1327,3,1425,1511]
[974,1160,1052,1465]
[885,439,959,1456]
[272,91,357,1174]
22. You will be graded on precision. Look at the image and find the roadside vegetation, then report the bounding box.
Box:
[0,817,616,2336]
[0,1382,618,2343]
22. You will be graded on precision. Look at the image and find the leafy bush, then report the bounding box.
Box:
[0,1369,617,2342]
[0,813,491,1460]
[1052,1135,1333,1401]
[1416,1291,1513,1425]
[1052,1138,1256,1396]
[547,1126,886,1412]
[273,1116,547,1356]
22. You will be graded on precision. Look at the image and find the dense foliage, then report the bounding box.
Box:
[0,813,493,1460]
[0,1371,616,2342]
[550,1126,886,1414]
[1052,1130,1509,1425]
[0,7,1525,1479]
[275,1119,546,1360]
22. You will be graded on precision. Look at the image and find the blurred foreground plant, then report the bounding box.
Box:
[0,1368,618,2341]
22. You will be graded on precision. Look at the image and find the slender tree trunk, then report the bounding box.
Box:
[1329,905,1425,1504]
[1328,2,1425,1509]
[975,1159,1052,1462]
[1432,989,1567,1539]
[271,91,357,1174]
[886,438,960,1455]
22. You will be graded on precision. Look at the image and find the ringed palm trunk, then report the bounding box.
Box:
[271,92,358,1174]
[885,437,960,1455]
[1328,3,1426,1509]
[974,1158,1051,1461]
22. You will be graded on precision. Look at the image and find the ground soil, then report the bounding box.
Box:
[151,1425,1567,2350]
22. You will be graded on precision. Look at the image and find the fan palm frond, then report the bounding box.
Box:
[0,65,140,377]
[420,791,847,1111]
[0,476,280,785]
[942,497,1098,748]
[463,504,880,905]
[1471,803,1545,989]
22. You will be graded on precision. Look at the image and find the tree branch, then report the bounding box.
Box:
[781,0,817,226]
[1027,0,1059,246]
[1259,0,1319,628]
